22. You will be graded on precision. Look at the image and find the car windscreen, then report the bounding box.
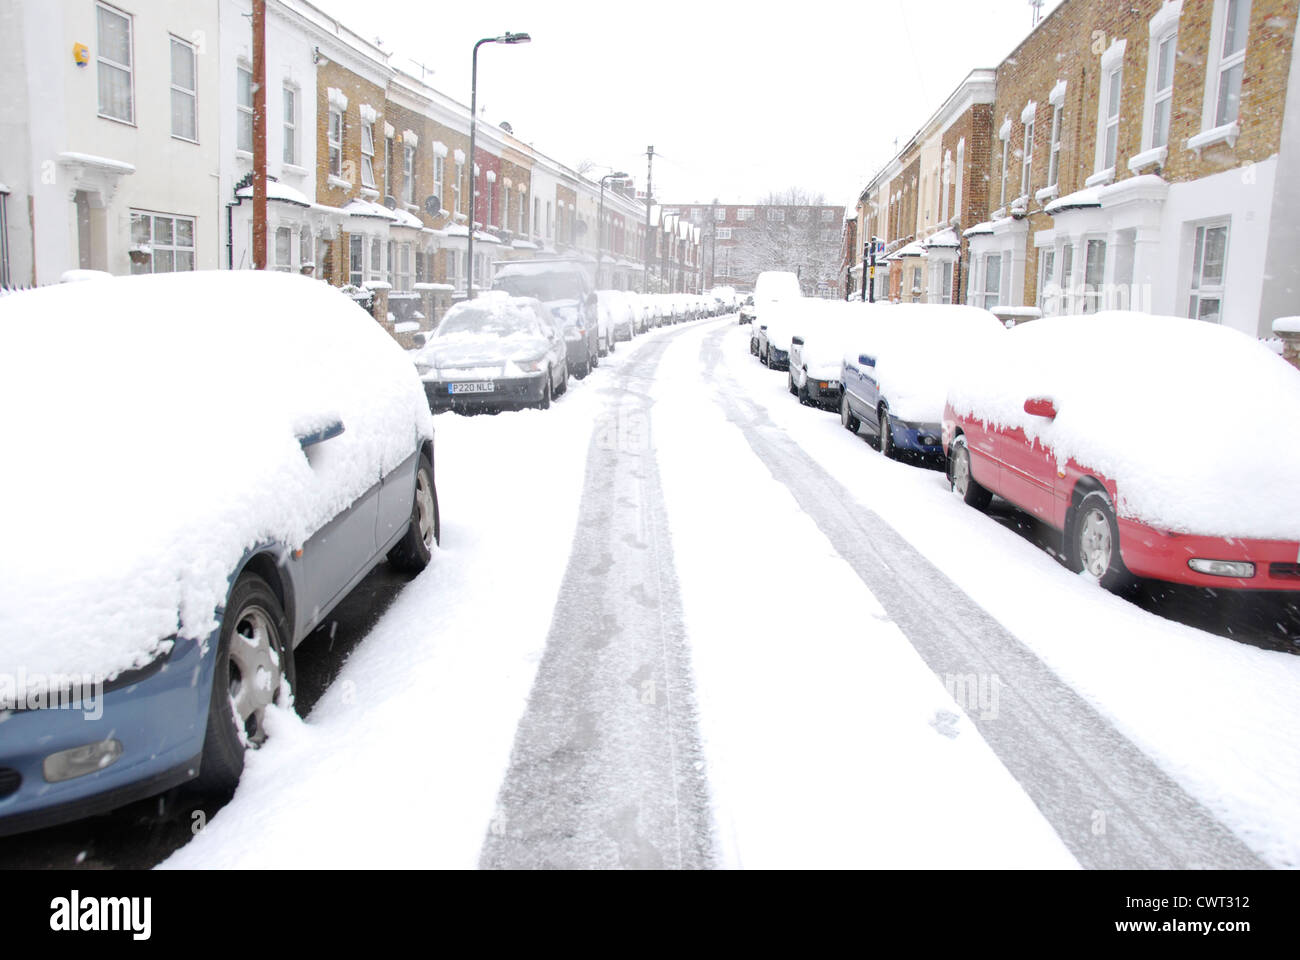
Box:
[494,272,584,303]
[436,306,536,338]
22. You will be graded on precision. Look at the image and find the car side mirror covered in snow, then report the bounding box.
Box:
[792,336,804,346]
[1023,397,1058,419]
[298,420,346,449]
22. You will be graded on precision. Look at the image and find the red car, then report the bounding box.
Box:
[941,313,1300,593]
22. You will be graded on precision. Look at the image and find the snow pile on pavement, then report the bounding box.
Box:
[844,303,1006,423]
[947,311,1300,540]
[0,271,432,696]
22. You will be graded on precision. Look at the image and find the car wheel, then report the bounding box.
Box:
[788,371,797,396]
[878,408,894,458]
[1069,491,1132,592]
[591,343,600,368]
[195,572,295,795]
[841,393,860,433]
[949,437,992,510]
[574,352,590,379]
[389,452,439,572]
[536,374,552,411]
[555,364,568,397]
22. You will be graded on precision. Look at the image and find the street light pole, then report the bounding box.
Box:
[597,171,628,290]
[466,32,530,301]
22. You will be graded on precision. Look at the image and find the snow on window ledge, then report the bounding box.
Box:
[327,87,349,111]
[1035,184,1060,203]
[327,175,353,190]
[1127,145,1168,173]
[1187,122,1240,156]
[1084,166,1116,188]
[281,163,309,178]
[235,149,253,162]
[992,206,1007,220]
[359,187,380,201]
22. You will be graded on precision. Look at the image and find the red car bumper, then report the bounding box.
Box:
[1118,521,1300,591]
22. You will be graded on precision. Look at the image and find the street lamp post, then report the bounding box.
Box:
[597,171,628,290]
[467,31,530,301]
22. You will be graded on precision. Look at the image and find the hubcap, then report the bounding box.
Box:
[227,604,282,745]
[841,395,850,427]
[881,414,890,452]
[1079,509,1113,578]
[952,447,970,493]
[415,469,435,549]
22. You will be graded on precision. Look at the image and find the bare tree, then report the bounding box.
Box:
[732,187,841,295]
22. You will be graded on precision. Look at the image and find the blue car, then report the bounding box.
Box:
[0,272,438,836]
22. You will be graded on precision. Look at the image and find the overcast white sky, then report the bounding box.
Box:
[314,0,1063,209]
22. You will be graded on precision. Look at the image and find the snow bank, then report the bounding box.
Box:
[947,311,1300,540]
[0,272,432,697]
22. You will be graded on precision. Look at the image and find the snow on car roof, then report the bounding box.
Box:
[947,311,1300,540]
[0,271,432,697]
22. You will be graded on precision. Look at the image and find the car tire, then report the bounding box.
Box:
[388,452,440,572]
[948,436,992,510]
[555,364,568,397]
[788,371,797,396]
[195,573,295,795]
[536,374,552,411]
[878,408,894,458]
[1068,490,1132,592]
[841,393,860,433]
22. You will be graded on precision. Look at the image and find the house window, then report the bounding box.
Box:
[954,139,966,220]
[1214,0,1251,127]
[715,208,727,221]
[485,178,494,225]
[821,209,834,222]
[403,144,415,204]
[453,161,463,214]
[274,226,292,272]
[716,227,732,240]
[130,211,195,274]
[533,196,540,237]
[1101,65,1123,171]
[1037,248,1056,314]
[939,261,953,304]
[360,121,376,189]
[737,208,754,221]
[349,235,363,286]
[237,65,253,153]
[999,132,1010,208]
[96,4,134,123]
[370,238,382,280]
[547,201,553,237]
[299,226,312,268]
[169,37,197,142]
[398,243,412,292]
[1188,222,1229,322]
[1083,239,1107,313]
[1150,31,1177,148]
[767,208,784,222]
[283,86,298,164]
[328,108,343,178]
[1021,120,1034,197]
[1060,244,1075,313]
[983,253,1002,309]
[433,155,444,207]
[1047,105,1063,187]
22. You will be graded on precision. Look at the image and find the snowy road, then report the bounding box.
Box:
[3,314,1295,870]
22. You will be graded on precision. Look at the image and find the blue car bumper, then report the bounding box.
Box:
[889,417,945,455]
[0,636,213,837]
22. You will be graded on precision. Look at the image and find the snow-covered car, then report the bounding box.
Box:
[492,260,601,373]
[841,304,1004,457]
[597,290,634,343]
[0,271,438,836]
[788,301,861,409]
[414,294,569,412]
[942,311,1300,592]
[739,294,755,325]
[752,271,803,368]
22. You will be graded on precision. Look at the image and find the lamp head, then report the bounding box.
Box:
[499,32,531,44]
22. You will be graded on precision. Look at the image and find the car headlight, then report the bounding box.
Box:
[415,361,434,376]
[564,328,583,342]
[1188,559,1256,578]
[513,356,545,372]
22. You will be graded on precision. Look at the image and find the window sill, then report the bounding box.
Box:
[1084,167,1115,188]
[1187,122,1239,155]
[360,187,380,200]
[327,175,353,190]
[235,149,253,162]
[1034,184,1060,203]
[404,203,420,214]
[1127,145,1168,173]
[281,163,309,178]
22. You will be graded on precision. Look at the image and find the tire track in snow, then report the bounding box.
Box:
[698,322,1262,870]
[480,327,716,870]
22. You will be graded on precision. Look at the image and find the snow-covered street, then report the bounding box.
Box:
[127,315,1293,869]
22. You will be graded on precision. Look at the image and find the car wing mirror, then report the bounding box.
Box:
[791,335,804,346]
[298,419,345,449]
[1023,397,1058,419]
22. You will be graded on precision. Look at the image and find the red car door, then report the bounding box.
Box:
[995,425,1058,521]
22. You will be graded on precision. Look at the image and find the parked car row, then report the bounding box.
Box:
[751,294,1300,597]
[0,271,440,837]
[414,276,737,414]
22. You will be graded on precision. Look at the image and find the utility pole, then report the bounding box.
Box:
[643,145,654,294]
[252,0,267,269]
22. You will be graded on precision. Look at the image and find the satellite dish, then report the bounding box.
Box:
[383,195,397,210]
[424,196,441,217]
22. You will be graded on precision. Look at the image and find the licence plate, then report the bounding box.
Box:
[449,381,494,395]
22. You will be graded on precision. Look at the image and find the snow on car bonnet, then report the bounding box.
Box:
[946,311,1300,540]
[0,271,433,697]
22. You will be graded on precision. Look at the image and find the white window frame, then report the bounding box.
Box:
[454,161,463,215]
[1046,104,1063,188]
[767,208,785,222]
[737,208,754,221]
[982,253,1002,309]
[1083,238,1107,313]
[403,143,416,204]
[1093,39,1128,179]
[1187,220,1230,322]
[360,121,376,190]
[328,108,343,178]
[433,155,445,208]
[274,225,292,272]
[1206,0,1251,131]
[1021,117,1035,198]
[283,85,298,165]
[998,124,1011,209]
[348,235,363,287]
[130,210,196,274]
[1142,11,1179,153]
[169,36,197,143]
[96,3,135,125]
[1037,246,1057,315]
[237,64,254,154]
